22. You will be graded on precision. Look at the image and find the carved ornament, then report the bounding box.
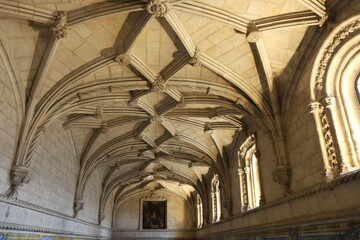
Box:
[146,0,169,17]
[52,11,69,39]
[314,19,360,92]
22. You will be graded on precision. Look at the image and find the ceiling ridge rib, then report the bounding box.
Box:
[123,12,154,53]
[131,55,157,82]
[297,0,327,25]
[67,0,145,25]
[172,1,248,33]
[256,10,320,31]
[0,1,55,24]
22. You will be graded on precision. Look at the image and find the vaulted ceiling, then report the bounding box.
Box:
[0,0,328,217]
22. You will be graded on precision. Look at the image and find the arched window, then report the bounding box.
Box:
[310,17,360,181]
[356,74,360,102]
[238,135,262,211]
[211,175,221,223]
[196,194,203,228]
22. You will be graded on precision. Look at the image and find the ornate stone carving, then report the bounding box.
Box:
[151,75,167,92]
[246,22,260,43]
[115,53,131,65]
[146,0,169,17]
[314,19,360,91]
[189,47,201,67]
[4,166,31,198]
[239,135,255,159]
[272,165,291,192]
[52,11,69,39]
[320,111,339,175]
[73,199,84,218]
[308,101,322,114]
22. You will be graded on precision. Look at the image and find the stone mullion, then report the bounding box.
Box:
[309,101,336,181]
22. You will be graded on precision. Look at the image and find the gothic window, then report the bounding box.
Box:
[238,135,261,211]
[356,74,360,103]
[310,19,360,179]
[211,174,221,223]
[196,194,203,228]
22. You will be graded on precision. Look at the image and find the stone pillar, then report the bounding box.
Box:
[309,101,335,181]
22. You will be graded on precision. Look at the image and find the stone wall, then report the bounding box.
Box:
[113,191,196,239]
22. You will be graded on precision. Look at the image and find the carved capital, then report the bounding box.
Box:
[52,11,69,39]
[189,47,201,67]
[73,199,84,218]
[246,22,260,43]
[272,165,291,191]
[115,53,131,65]
[323,96,336,108]
[308,101,322,114]
[146,0,169,17]
[5,166,31,198]
[151,75,167,92]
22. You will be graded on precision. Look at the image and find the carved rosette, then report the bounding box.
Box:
[272,166,291,192]
[150,114,163,124]
[246,22,260,43]
[151,75,167,92]
[5,166,31,198]
[73,199,84,218]
[146,0,169,17]
[52,11,69,39]
[189,48,201,67]
[115,53,131,65]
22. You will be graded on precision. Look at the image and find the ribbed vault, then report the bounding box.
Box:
[0,0,328,226]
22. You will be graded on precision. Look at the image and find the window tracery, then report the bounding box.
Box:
[238,135,262,211]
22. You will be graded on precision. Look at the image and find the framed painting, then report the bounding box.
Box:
[142,200,166,229]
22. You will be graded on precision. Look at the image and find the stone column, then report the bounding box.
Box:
[309,101,335,181]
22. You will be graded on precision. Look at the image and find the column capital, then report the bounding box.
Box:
[5,165,31,198]
[308,101,322,114]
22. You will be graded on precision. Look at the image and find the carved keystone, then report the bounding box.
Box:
[151,75,167,92]
[146,0,169,17]
[115,53,131,65]
[52,11,69,39]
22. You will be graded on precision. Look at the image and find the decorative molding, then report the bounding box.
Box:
[314,19,360,92]
[115,53,131,65]
[146,0,169,17]
[52,11,69,39]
